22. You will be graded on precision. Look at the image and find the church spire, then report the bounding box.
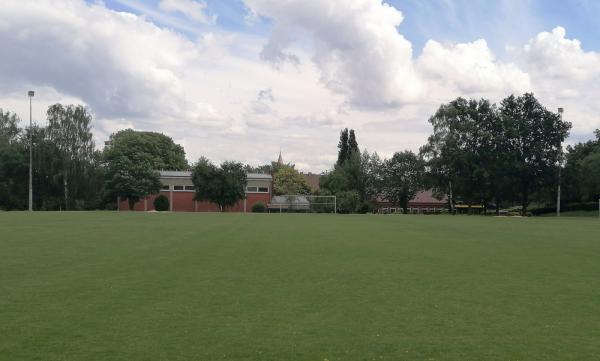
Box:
[277,149,283,166]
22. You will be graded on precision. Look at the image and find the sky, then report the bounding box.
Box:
[1,0,600,172]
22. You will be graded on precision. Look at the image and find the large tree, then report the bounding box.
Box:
[348,129,359,155]
[578,142,600,201]
[0,110,27,210]
[103,129,187,209]
[192,158,247,211]
[104,155,162,210]
[46,104,96,210]
[362,150,384,201]
[420,98,479,211]
[382,151,424,213]
[273,165,310,195]
[337,128,350,166]
[563,130,600,203]
[500,93,571,215]
[107,129,188,170]
[0,109,20,142]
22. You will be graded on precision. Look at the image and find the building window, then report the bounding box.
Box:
[247,186,269,193]
[184,185,195,191]
[161,185,170,191]
[173,185,184,191]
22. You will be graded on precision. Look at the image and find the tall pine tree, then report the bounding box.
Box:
[348,129,359,155]
[337,128,349,166]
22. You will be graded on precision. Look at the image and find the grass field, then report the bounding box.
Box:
[1,212,599,360]
[539,210,600,217]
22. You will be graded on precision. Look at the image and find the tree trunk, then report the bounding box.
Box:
[495,196,500,216]
[521,191,529,216]
[448,180,454,214]
[63,174,68,211]
[521,176,529,216]
[128,198,135,210]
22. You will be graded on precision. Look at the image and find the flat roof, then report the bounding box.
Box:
[159,170,191,178]
[246,173,272,180]
[158,170,272,180]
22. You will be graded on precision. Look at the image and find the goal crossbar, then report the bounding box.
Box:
[268,195,337,213]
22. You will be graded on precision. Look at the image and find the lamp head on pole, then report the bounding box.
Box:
[28,90,35,97]
[558,107,564,114]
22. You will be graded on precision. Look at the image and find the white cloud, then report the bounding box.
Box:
[158,0,216,24]
[514,26,600,137]
[244,0,423,109]
[1,0,599,172]
[417,39,531,98]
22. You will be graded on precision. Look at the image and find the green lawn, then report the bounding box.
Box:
[1,212,599,360]
[540,210,600,217]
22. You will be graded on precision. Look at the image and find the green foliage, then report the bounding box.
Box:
[421,94,571,215]
[192,158,246,211]
[0,138,27,210]
[563,131,600,202]
[105,156,162,210]
[348,129,359,154]
[103,129,186,209]
[578,148,600,200]
[273,165,310,195]
[105,129,188,171]
[153,194,170,211]
[0,109,21,143]
[251,202,266,213]
[382,151,424,212]
[1,107,104,211]
[336,127,361,167]
[335,190,361,213]
[500,93,571,214]
[46,104,96,210]
[0,109,27,210]
[324,131,374,213]
[337,128,349,166]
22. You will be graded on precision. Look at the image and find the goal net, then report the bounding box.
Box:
[268,195,337,213]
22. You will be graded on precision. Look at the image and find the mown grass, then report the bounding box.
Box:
[539,210,600,217]
[1,212,599,360]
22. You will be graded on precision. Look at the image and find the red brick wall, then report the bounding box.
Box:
[119,192,271,213]
[171,192,194,212]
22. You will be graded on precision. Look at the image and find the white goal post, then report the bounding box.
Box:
[268,195,337,214]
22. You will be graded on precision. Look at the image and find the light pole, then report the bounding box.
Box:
[28,90,34,211]
[557,107,564,217]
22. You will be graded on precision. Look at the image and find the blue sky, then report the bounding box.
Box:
[104,0,600,55]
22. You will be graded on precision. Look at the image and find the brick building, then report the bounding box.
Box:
[118,171,272,212]
[377,190,447,214]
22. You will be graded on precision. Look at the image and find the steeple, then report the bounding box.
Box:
[277,149,283,166]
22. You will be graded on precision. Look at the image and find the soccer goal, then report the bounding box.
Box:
[268,195,337,213]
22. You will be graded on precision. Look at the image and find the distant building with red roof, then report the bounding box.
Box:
[377,190,447,214]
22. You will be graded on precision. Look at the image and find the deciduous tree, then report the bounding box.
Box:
[382,151,424,213]
[192,158,246,211]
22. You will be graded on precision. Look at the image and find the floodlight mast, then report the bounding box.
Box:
[28,90,35,212]
[557,107,564,217]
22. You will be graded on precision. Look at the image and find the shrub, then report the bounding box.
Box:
[153,194,170,211]
[252,202,266,213]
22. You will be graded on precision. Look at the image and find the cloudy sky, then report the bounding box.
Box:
[1,0,599,172]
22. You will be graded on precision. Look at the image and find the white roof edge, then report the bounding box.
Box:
[158,170,271,180]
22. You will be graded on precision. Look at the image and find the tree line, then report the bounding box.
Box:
[1,92,598,214]
[0,104,312,211]
[318,93,599,216]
